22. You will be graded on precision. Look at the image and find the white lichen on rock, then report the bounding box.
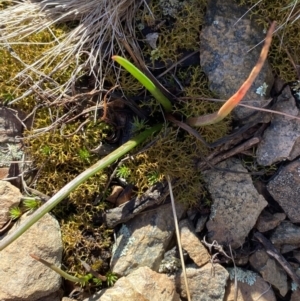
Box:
[256,82,268,97]
[159,248,181,274]
[0,143,23,167]
[227,267,257,286]
[159,0,186,17]
[112,224,136,257]
[291,281,298,291]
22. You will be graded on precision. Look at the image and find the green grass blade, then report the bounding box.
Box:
[112,56,172,112]
[0,124,162,251]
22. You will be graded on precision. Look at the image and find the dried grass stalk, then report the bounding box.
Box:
[0,0,141,102]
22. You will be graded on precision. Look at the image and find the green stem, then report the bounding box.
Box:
[30,254,85,284]
[0,124,162,251]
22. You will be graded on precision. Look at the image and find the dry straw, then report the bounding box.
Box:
[0,0,141,103]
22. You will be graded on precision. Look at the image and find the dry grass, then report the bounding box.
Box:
[0,0,142,104]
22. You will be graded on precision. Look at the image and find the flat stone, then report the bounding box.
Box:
[200,0,274,121]
[171,263,228,301]
[249,249,288,296]
[224,268,276,301]
[96,266,180,301]
[203,158,267,248]
[111,202,185,276]
[256,210,286,232]
[0,213,62,300]
[270,221,300,245]
[0,180,22,228]
[267,159,300,223]
[257,86,300,166]
[179,219,210,267]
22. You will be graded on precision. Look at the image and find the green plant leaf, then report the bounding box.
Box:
[112,56,172,112]
[0,124,162,251]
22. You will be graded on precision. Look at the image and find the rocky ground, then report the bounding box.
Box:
[1,0,300,300]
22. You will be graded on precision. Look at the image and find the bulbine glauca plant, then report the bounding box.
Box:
[0,22,276,252]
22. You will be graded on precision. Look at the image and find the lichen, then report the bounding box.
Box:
[112,224,136,258]
[256,82,268,96]
[227,267,257,286]
[0,143,23,167]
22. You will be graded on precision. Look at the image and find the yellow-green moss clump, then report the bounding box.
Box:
[24,110,113,276]
[136,0,207,64]
[236,0,300,82]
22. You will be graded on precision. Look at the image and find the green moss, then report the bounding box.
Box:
[236,0,300,82]
[61,209,112,277]
[138,0,207,64]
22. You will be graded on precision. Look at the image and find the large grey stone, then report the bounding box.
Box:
[203,158,267,248]
[111,202,185,276]
[267,159,300,223]
[200,0,274,120]
[257,86,300,166]
[249,249,288,296]
[172,263,228,301]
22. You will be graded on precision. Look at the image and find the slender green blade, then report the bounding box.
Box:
[112,56,172,112]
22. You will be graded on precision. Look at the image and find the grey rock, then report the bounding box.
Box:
[0,180,22,228]
[171,263,228,301]
[179,219,210,267]
[0,213,62,301]
[94,266,181,301]
[195,215,208,233]
[256,210,286,232]
[281,244,300,254]
[159,247,182,274]
[203,158,267,248]
[0,107,24,144]
[200,0,274,121]
[257,86,300,166]
[111,202,186,276]
[0,108,24,168]
[225,267,276,301]
[267,158,300,222]
[270,221,300,245]
[249,249,288,296]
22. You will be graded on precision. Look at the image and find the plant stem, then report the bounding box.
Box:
[0,124,162,251]
[30,254,86,284]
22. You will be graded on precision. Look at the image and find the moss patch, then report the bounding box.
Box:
[236,0,300,82]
